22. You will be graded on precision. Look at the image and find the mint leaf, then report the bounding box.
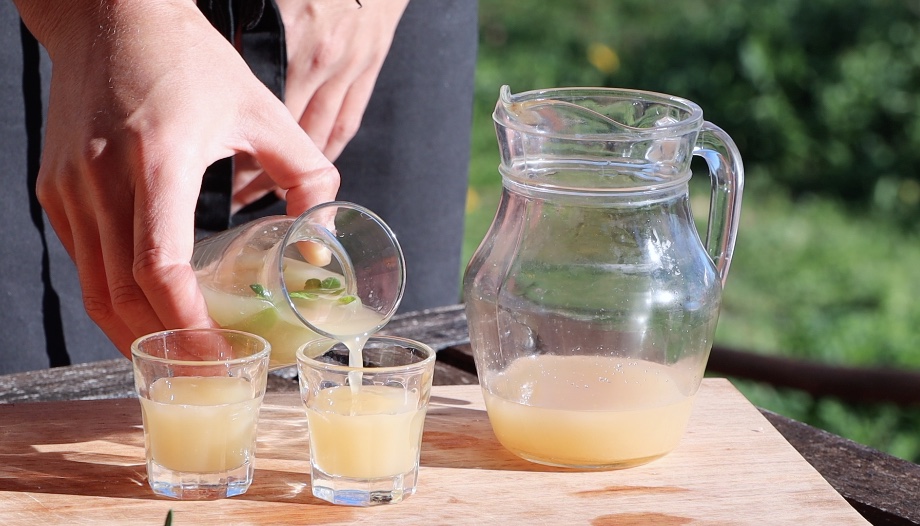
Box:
[250,284,271,299]
[290,291,319,300]
[321,277,342,289]
[338,295,358,305]
[303,278,323,290]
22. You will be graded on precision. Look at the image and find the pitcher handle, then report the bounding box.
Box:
[693,122,744,287]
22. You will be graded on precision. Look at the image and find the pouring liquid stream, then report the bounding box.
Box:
[345,335,367,413]
[296,303,384,415]
[287,268,386,415]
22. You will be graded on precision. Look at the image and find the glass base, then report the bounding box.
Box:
[511,449,671,470]
[147,459,254,500]
[311,465,418,506]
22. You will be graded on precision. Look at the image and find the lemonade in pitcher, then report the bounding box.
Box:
[482,355,695,468]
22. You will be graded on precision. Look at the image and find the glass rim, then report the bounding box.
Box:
[279,200,407,338]
[131,328,271,366]
[295,335,436,374]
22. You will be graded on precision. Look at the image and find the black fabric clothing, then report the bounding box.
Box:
[196,0,288,232]
[0,0,476,374]
[337,1,476,314]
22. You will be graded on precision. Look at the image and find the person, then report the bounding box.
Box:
[0,0,477,375]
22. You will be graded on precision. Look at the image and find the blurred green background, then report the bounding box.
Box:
[463,0,920,462]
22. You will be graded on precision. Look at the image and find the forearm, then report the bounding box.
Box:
[13,0,87,56]
[12,0,197,60]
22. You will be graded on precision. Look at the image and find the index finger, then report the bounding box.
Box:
[242,99,341,217]
[132,157,215,334]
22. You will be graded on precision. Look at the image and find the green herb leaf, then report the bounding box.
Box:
[290,291,320,300]
[164,510,173,526]
[321,277,341,289]
[338,295,358,305]
[303,278,323,290]
[250,284,271,299]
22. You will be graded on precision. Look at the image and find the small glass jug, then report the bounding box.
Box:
[464,86,743,469]
[192,201,405,370]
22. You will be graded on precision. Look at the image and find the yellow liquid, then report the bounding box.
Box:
[199,258,385,368]
[306,385,425,479]
[483,355,695,468]
[140,377,261,472]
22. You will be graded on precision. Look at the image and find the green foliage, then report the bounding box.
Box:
[710,184,920,462]
[716,182,920,369]
[467,0,920,462]
[476,0,920,217]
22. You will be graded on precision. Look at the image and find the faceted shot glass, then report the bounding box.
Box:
[296,336,436,506]
[132,328,270,500]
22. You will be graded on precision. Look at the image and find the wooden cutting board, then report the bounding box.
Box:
[0,379,867,525]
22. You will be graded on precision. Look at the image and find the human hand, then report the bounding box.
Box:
[231,0,408,212]
[16,0,339,356]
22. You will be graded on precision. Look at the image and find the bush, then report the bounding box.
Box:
[477,0,920,218]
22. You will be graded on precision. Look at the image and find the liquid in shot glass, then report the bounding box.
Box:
[296,336,435,506]
[132,328,270,500]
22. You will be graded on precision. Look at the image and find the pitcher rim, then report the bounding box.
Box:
[493,85,705,140]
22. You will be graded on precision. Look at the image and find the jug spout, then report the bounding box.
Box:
[498,84,646,135]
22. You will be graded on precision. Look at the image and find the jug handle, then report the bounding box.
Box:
[693,122,744,287]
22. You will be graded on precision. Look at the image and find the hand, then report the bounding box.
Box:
[231,0,408,212]
[16,0,340,356]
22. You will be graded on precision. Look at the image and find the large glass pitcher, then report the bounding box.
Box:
[463,86,743,469]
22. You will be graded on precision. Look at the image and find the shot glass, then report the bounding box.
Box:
[132,328,271,500]
[296,336,436,506]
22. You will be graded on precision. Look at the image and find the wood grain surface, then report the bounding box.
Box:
[0,381,868,525]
